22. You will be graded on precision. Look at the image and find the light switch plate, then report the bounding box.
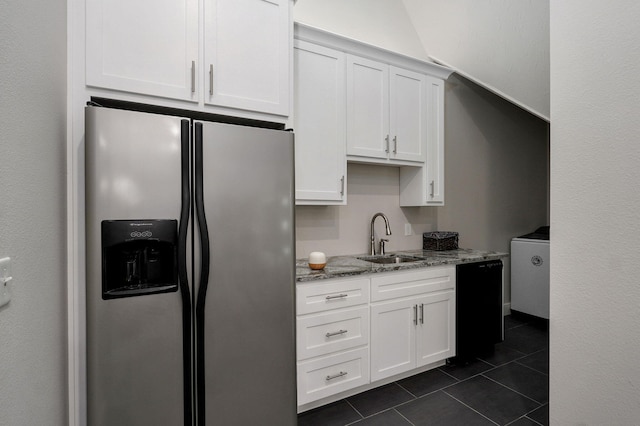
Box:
[0,257,13,308]
[404,223,413,236]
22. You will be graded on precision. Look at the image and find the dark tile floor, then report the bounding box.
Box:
[298,314,549,426]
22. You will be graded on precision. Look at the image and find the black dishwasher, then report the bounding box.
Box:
[454,260,504,363]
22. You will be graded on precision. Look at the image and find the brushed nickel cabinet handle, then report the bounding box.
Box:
[420,303,424,324]
[326,371,348,381]
[393,136,397,154]
[430,180,435,198]
[209,64,214,95]
[325,294,348,300]
[325,329,348,338]
[385,135,390,153]
[413,304,418,325]
[340,175,345,196]
[191,60,195,93]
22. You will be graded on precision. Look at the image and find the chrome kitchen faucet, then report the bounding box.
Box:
[370,212,392,255]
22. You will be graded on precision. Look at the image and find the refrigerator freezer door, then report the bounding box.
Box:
[85,106,190,425]
[194,122,296,425]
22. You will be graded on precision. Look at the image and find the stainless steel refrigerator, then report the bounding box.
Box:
[85,104,297,426]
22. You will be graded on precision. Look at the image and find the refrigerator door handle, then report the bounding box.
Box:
[178,119,194,426]
[193,121,211,425]
[194,121,211,301]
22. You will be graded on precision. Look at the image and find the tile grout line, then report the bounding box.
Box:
[439,357,498,381]
[514,358,550,377]
[437,365,463,381]
[395,381,419,399]
[343,383,417,424]
[513,347,549,376]
[481,373,547,406]
[393,407,417,426]
[441,390,501,426]
[525,415,546,426]
[504,413,545,426]
[343,398,365,423]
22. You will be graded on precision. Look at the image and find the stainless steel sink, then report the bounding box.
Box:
[357,254,424,264]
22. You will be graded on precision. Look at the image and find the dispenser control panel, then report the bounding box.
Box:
[101,220,179,300]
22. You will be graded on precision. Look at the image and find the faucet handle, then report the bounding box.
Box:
[379,239,389,255]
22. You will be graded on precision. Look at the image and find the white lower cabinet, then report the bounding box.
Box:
[296,277,370,406]
[296,267,455,410]
[297,306,369,360]
[370,297,417,380]
[370,268,456,381]
[370,291,455,381]
[297,347,370,406]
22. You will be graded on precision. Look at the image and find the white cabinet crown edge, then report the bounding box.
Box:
[294,23,454,81]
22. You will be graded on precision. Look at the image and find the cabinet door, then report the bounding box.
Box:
[389,66,427,163]
[346,55,389,159]
[426,76,445,205]
[399,77,446,207]
[204,0,290,116]
[297,347,369,405]
[416,291,455,367]
[297,306,369,360]
[294,41,346,204]
[370,298,417,382]
[86,0,199,102]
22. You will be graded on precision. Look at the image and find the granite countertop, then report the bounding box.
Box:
[296,248,509,282]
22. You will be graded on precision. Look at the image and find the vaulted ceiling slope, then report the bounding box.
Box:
[294,0,429,60]
[295,0,550,122]
[402,0,549,121]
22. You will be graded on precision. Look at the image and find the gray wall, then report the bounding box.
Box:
[550,1,640,423]
[0,0,68,425]
[296,163,438,258]
[438,75,549,304]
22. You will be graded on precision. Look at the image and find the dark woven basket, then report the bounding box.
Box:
[423,231,459,251]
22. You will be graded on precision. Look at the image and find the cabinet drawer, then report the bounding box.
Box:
[297,347,369,405]
[297,277,370,315]
[297,306,369,360]
[371,267,455,302]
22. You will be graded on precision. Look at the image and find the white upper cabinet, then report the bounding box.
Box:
[86,0,291,117]
[293,41,346,205]
[425,76,445,204]
[294,23,453,206]
[390,67,428,162]
[86,0,199,102]
[399,77,445,206]
[346,56,427,164]
[346,56,389,160]
[203,0,290,115]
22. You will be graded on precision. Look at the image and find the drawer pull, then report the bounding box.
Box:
[326,371,348,381]
[325,329,348,338]
[325,293,348,300]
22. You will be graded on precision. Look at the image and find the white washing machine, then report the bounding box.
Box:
[510,226,549,319]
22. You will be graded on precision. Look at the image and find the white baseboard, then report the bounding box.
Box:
[503,303,511,316]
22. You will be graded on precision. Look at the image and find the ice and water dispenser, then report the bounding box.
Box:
[101,220,178,299]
